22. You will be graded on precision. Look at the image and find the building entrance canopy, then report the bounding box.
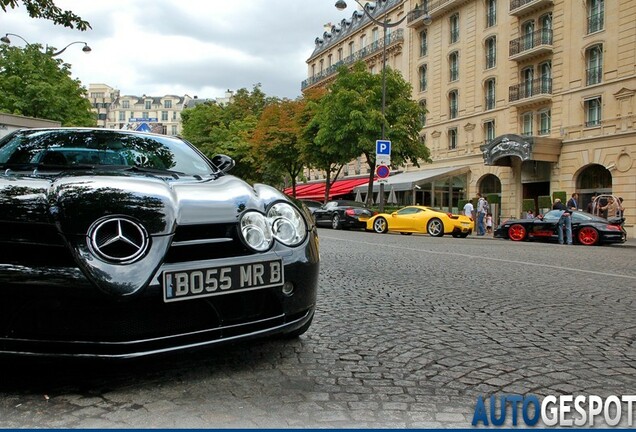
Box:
[480,134,562,166]
[352,166,470,193]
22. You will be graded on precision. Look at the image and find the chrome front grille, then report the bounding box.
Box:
[164,223,254,263]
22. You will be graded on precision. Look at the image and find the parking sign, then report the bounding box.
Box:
[376,140,391,156]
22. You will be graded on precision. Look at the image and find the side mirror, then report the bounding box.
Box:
[211,154,235,173]
[391,212,398,216]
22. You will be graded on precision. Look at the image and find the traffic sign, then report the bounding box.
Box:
[376,140,391,156]
[376,164,390,179]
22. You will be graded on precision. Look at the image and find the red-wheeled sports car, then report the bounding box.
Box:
[494,210,626,246]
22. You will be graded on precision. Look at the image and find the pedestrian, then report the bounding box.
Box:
[600,196,622,218]
[586,192,598,214]
[526,210,534,219]
[566,192,579,211]
[463,199,474,219]
[476,193,488,236]
[552,198,572,245]
[486,212,493,234]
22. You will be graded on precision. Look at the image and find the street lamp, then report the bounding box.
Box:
[335,0,431,211]
[1,33,91,57]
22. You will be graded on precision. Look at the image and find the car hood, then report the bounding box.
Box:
[0,170,288,296]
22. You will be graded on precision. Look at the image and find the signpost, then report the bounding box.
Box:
[375,140,391,212]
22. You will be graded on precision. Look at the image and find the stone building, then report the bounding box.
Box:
[302,0,635,237]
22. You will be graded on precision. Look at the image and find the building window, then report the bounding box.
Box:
[449,51,459,82]
[142,111,149,119]
[585,97,602,127]
[522,20,535,50]
[448,128,458,150]
[145,101,152,110]
[90,92,104,98]
[319,59,324,73]
[485,78,496,110]
[586,44,603,85]
[485,36,496,69]
[450,14,460,43]
[337,48,343,62]
[486,0,496,28]
[449,90,458,119]
[173,112,177,120]
[521,112,533,136]
[540,61,552,93]
[484,120,495,144]
[122,100,130,109]
[587,0,604,34]
[539,109,551,135]
[419,65,428,91]
[164,100,172,108]
[161,111,168,121]
[419,99,427,127]
[118,111,125,121]
[171,125,178,135]
[348,41,354,56]
[522,66,534,98]
[419,30,428,57]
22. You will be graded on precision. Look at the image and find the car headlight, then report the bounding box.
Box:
[240,211,273,252]
[239,202,308,252]
[268,202,307,247]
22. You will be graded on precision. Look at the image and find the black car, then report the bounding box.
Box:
[313,199,374,230]
[494,209,626,246]
[0,128,319,358]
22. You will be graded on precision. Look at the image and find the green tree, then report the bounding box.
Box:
[181,85,273,184]
[0,44,95,126]
[312,62,430,205]
[1,0,90,30]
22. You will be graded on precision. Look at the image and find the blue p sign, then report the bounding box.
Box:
[376,140,391,156]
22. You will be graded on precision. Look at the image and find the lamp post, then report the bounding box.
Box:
[334,0,430,211]
[1,33,91,57]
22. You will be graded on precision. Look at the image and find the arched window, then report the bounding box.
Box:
[449,51,459,81]
[419,64,428,92]
[419,99,427,127]
[486,0,496,27]
[485,36,496,69]
[449,90,458,118]
[485,78,496,110]
[587,0,604,33]
[586,44,603,85]
[450,14,460,43]
[419,30,428,57]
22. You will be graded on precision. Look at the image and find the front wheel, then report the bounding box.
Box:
[508,224,527,241]
[578,226,599,245]
[427,218,444,237]
[331,214,341,230]
[373,217,388,233]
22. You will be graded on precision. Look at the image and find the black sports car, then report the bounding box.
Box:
[313,199,375,230]
[494,209,626,246]
[0,128,319,358]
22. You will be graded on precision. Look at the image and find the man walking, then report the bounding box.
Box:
[476,193,488,236]
[463,199,474,219]
[552,198,572,245]
[566,193,579,211]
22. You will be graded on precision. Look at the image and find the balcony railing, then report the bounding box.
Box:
[587,12,604,34]
[509,78,552,102]
[586,66,602,86]
[509,0,553,16]
[301,29,404,90]
[509,29,552,58]
[407,0,472,27]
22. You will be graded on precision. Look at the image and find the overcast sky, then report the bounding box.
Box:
[2,0,348,99]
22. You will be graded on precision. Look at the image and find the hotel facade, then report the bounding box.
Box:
[302,0,635,236]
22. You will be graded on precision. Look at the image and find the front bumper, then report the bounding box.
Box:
[0,238,319,359]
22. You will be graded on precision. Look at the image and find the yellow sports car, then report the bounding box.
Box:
[366,205,474,237]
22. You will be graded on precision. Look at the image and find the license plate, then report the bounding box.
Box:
[163,259,284,302]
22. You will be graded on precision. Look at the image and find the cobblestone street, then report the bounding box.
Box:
[1,229,635,428]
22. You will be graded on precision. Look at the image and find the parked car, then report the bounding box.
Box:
[0,128,319,358]
[494,209,626,245]
[299,199,323,214]
[313,199,375,230]
[366,205,474,237]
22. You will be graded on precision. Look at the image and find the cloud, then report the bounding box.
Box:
[1,0,339,99]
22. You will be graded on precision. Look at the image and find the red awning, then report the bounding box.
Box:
[285,178,371,200]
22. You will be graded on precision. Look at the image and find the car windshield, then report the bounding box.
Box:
[0,129,215,176]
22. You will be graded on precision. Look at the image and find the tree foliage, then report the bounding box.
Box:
[310,62,430,204]
[1,0,91,30]
[251,98,307,194]
[0,44,95,126]
[181,85,273,184]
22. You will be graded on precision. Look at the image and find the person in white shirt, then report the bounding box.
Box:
[463,199,474,218]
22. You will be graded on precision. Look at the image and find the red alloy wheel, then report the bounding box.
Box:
[578,226,599,246]
[508,224,527,241]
